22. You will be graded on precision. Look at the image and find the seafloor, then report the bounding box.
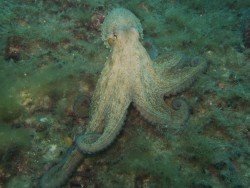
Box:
[0,0,249,187]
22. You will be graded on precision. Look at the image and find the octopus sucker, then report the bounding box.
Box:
[39,8,206,188]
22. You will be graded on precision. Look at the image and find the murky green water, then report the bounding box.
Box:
[0,0,249,187]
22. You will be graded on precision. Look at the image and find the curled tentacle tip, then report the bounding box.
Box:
[77,132,100,144]
[172,99,182,110]
[172,98,184,110]
[171,98,190,127]
[76,132,101,154]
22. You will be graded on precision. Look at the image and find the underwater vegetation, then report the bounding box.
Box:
[39,8,207,187]
[0,0,249,187]
[0,125,31,156]
[0,124,31,185]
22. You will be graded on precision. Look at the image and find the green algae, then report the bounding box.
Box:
[0,125,31,152]
[6,175,32,188]
[0,94,23,122]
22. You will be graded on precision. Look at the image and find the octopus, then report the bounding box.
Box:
[39,8,207,188]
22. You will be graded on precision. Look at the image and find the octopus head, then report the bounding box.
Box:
[101,8,143,48]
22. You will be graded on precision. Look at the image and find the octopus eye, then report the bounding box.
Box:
[107,33,118,46]
[108,37,115,46]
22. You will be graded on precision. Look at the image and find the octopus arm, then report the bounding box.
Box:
[76,65,132,154]
[154,53,184,74]
[76,93,131,154]
[158,57,207,96]
[133,75,189,127]
[39,146,83,188]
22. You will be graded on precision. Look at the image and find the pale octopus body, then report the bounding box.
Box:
[40,8,206,188]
